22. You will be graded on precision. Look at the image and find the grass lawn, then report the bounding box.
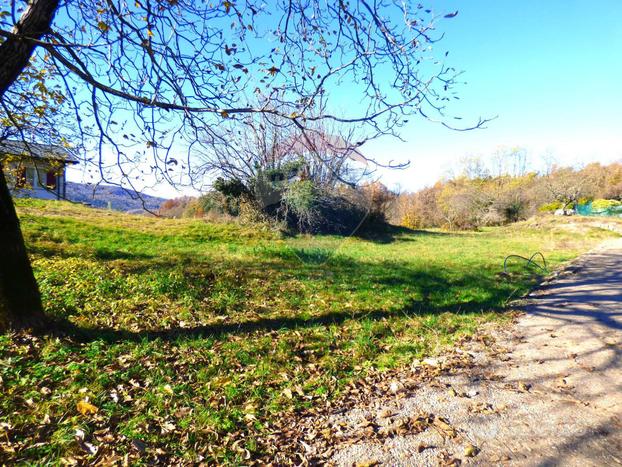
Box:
[1,199,617,464]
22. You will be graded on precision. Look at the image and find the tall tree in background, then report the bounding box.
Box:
[0,0,483,330]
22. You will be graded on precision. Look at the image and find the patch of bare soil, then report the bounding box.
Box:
[265,239,622,466]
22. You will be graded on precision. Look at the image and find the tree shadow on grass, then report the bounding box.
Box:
[27,241,158,261]
[354,224,452,244]
[51,299,505,345]
[92,249,156,261]
[46,255,521,345]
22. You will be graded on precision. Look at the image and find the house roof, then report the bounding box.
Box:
[0,140,79,164]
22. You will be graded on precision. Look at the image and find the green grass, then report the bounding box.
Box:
[1,198,617,464]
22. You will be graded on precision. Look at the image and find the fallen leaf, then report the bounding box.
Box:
[464,443,479,457]
[161,421,176,434]
[389,381,403,394]
[77,400,98,416]
[131,438,147,454]
[423,357,440,367]
[174,407,192,418]
[356,460,378,467]
[433,417,457,438]
[77,439,98,455]
[468,402,497,415]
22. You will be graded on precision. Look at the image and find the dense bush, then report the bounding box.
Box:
[158,197,196,218]
[591,199,622,211]
[160,176,395,235]
[359,181,397,226]
[213,177,249,199]
[281,180,320,230]
[279,184,383,235]
[394,184,443,229]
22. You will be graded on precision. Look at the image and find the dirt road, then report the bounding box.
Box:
[325,239,622,466]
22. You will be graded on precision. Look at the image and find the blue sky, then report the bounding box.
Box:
[67,0,622,197]
[370,0,622,191]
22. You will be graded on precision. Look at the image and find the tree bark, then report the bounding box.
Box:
[0,0,60,96]
[0,166,46,330]
[0,0,60,330]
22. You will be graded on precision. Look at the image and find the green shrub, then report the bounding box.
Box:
[502,200,526,223]
[591,198,622,211]
[282,180,318,221]
[538,201,572,212]
[197,191,240,217]
[213,177,248,199]
[199,173,392,235]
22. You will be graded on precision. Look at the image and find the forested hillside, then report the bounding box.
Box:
[66,182,165,213]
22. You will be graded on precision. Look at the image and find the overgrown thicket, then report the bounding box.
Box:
[392,160,622,230]
[160,176,395,235]
[160,120,397,234]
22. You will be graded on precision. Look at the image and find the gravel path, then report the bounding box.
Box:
[326,239,622,466]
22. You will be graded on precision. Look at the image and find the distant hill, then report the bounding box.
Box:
[66,181,166,213]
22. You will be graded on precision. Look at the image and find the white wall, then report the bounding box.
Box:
[4,160,65,200]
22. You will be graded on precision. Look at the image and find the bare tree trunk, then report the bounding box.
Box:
[0,166,46,330]
[0,0,60,96]
[0,0,60,330]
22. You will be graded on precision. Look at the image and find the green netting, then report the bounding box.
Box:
[576,201,622,217]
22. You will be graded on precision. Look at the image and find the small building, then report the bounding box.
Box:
[0,140,78,200]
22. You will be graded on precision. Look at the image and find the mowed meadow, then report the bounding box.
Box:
[1,199,617,464]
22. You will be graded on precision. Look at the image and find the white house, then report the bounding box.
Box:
[0,141,78,200]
